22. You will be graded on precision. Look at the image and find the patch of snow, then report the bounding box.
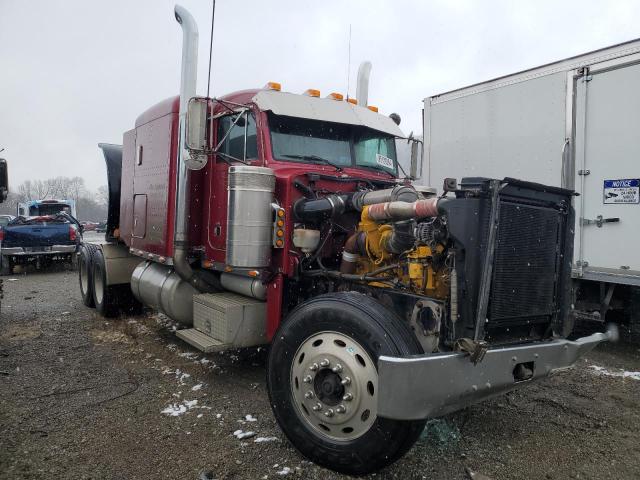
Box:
[197,414,203,419]
[254,436,278,443]
[179,352,199,360]
[61,311,70,315]
[7,278,17,282]
[166,343,177,351]
[161,399,198,416]
[590,365,640,380]
[192,383,204,391]
[216,413,222,419]
[199,358,211,365]
[233,430,256,440]
[276,466,291,475]
[245,414,257,422]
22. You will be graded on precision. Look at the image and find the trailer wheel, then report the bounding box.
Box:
[91,249,120,317]
[267,292,426,475]
[78,244,96,307]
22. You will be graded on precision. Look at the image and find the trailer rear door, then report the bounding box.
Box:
[574,61,640,284]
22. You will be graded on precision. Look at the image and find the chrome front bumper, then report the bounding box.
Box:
[1,245,77,256]
[377,326,618,420]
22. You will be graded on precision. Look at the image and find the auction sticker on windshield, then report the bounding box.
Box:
[603,179,639,204]
[376,154,393,169]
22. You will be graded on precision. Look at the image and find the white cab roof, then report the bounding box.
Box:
[252,90,404,137]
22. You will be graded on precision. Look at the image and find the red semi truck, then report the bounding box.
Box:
[78,5,617,474]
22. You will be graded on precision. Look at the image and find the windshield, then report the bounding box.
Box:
[269,114,398,175]
[29,203,71,216]
[0,217,10,226]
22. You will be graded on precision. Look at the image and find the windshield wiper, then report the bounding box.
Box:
[281,154,344,172]
[355,163,397,178]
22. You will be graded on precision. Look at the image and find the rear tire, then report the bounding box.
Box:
[78,244,95,307]
[267,292,426,475]
[91,249,119,317]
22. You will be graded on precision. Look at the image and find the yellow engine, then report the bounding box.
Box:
[352,206,449,299]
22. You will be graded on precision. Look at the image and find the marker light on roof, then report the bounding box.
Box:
[304,89,320,97]
[264,81,282,91]
[367,105,379,112]
[326,92,344,101]
[346,98,357,105]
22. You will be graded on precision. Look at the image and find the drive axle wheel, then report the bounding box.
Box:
[78,244,96,307]
[267,292,426,475]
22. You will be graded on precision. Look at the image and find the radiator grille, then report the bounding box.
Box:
[488,201,561,327]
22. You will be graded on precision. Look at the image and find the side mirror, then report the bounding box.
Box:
[0,159,8,203]
[186,97,209,152]
[409,139,422,179]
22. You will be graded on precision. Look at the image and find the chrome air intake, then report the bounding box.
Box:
[226,166,276,268]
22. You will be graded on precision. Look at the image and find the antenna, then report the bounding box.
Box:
[346,24,352,99]
[206,0,216,98]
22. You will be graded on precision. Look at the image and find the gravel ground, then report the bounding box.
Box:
[1,268,639,480]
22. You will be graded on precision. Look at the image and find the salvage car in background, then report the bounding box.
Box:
[1,199,82,274]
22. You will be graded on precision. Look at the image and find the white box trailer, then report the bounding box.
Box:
[421,39,640,334]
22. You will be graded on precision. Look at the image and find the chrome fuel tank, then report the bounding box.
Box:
[130,261,197,325]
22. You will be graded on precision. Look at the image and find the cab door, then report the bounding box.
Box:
[206,110,260,263]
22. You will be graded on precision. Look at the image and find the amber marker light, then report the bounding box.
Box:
[327,92,344,101]
[346,98,357,105]
[276,229,284,237]
[367,105,379,112]
[248,270,259,277]
[276,239,284,247]
[277,209,285,218]
[304,89,321,97]
[277,219,284,227]
[264,81,282,91]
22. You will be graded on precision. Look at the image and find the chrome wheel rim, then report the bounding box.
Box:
[290,331,378,441]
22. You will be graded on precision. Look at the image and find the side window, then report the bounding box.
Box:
[217,112,258,161]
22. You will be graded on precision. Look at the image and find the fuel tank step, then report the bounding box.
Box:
[176,328,229,353]
[191,292,267,350]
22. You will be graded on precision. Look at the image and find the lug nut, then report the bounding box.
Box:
[309,363,319,371]
[303,375,312,383]
[304,391,314,399]
[336,405,346,414]
[331,364,343,373]
[340,376,351,386]
[342,393,353,401]
[319,358,330,368]
[324,409,335,418]
[312,403,323,411]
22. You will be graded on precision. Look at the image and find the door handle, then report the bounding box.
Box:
[581,215,620,227]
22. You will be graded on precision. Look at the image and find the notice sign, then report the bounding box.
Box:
[603,179,640,204]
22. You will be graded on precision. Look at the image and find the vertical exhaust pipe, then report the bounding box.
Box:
[172,5,213,291]
[356,61,372,107]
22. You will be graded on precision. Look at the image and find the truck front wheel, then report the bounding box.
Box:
[267,292,426,475]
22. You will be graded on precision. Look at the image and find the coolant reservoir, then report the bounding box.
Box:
[226,165,276,268]
[293,228,321,253]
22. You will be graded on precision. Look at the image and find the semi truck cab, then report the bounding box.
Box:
[77,5,616,475]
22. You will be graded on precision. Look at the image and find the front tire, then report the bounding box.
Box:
[267,292,426,475]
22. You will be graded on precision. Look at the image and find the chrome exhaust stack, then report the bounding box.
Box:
[172,5,214,292]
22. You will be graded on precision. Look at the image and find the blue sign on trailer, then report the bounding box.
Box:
[603,179,640,204]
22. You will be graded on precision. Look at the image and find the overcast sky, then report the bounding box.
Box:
[1,0,639,191]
